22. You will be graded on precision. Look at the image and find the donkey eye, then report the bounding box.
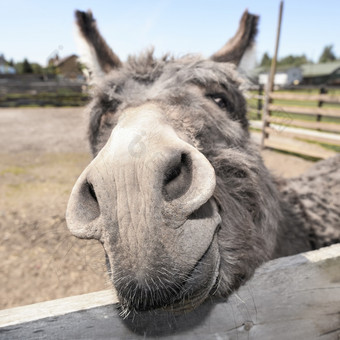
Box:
[209,94,234,113]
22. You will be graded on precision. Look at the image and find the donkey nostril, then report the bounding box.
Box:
[164,159,181,185]
[87,181,98,202]
[66,175,101,238]
[163,153,192,201]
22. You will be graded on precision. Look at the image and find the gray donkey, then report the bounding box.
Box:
[66,9,340,316]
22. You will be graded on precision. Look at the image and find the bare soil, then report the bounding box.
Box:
[0,108,315,310]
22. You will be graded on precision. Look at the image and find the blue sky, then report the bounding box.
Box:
[1,0,339,66]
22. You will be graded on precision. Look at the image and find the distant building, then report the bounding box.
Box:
[252,61,340,87]
[301,61,340,85]
[49,54,83,80]
[0,55,16,74]
[258,67,302,87]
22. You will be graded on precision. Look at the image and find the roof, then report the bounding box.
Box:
[252,65,300,76]
[55,54,78,67]
[301,61,340,77]
[251,61,340,78]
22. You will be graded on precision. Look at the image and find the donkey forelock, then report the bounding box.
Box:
[86,51,250,155]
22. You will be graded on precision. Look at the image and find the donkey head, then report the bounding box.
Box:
[67,10,280,315]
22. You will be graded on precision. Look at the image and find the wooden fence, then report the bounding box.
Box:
[1,244,339,339]
[0,93,89,107]
[251,87,340,158]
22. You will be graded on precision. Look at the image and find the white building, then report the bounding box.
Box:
[259,67,302,87]
[0,55,16,74]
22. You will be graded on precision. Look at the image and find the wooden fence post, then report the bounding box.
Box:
[257,85,263,119]
[317,86,327,122]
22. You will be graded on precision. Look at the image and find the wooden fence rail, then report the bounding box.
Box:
[1,244,339,339]
[267,104,340,119]
[269,92,340,104]
[259,88,340,158]
[0,94,89,107]
[265,116,340,133]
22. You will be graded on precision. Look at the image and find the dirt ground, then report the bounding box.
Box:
[0,108,315,310]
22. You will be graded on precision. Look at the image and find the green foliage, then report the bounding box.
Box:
[14,58,53,75]
[15,59,36,74]
[297,138,340,153]
[318,45,337,63]
[260,52,271,67]
[31,63,43,74]
[259,53,310,67]
[6,58,14,67]
[14,62,23,74]
[278,54,309,67]
[22,58,33,73]
[44,64,58,75]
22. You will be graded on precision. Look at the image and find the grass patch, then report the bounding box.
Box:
[0,166,27,176]
[263,147,320,162]
[1,152,91,200]
[296,138,340,153]
[249,126,262,133]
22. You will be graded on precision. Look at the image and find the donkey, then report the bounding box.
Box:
[66,9,340,315]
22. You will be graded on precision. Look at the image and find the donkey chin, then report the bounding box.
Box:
[113,224,221,315]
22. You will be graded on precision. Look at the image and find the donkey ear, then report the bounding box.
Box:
[74,10,122,81]
[211,10,259,65]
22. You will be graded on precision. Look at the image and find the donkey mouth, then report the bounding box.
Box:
[154,198,221,313]
[113,198,221,316]
[117,237,220,316]
[117,231,221,316]
[162,234,221,314]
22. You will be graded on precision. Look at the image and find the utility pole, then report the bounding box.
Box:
[261,1,284,149]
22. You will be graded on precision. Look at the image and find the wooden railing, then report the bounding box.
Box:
[1,244,339,339]
[0,93,89,107]
[260,88,340,158]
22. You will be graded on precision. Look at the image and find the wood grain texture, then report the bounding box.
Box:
[269,92,340,104]
[268,104,340,118]
[266,117,340,133]
[1,244,339,340]
[265,126,340,145]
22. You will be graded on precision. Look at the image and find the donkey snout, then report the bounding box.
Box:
[66,104,216,239]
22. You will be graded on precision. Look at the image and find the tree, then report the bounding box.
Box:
[260,53,310,68]
[260,52,271,67]
[8,59,14,67]
[22,58,33,73]
[31,63,43,74]
[319,45,336,63]
[278,54,309,67]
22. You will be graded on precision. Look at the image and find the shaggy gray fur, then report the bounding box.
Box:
[67,10,340,314]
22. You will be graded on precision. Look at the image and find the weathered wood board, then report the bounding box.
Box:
[1,244,339,339]
[269,92,340,104]
[266,117,340,134]
[268,104,340,118]
[265,126,340,146]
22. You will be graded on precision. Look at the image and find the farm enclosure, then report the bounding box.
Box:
[248,86,340,159]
